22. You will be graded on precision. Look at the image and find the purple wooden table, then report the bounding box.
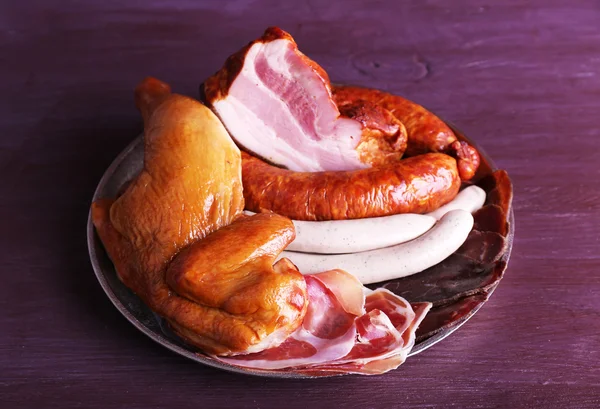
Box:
[2,1,599,408]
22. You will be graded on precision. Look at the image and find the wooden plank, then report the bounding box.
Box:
[1,0,599,408]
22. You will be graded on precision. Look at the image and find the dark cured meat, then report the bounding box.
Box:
[415,294,489,342]
[373,166,513,344]
[455,230,506,265]
[474,205,509,236]
[375,256,506,308]
[478,170,513,215]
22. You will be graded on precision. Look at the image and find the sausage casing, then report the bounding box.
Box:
[242,152,461,221]
[333,86,480,180]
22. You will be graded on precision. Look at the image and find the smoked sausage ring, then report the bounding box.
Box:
[242,151,461,221]
[333,85,480,180]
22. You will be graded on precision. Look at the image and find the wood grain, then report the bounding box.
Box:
[1,0,599,408]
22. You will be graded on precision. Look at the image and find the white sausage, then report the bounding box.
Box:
[426,185,486,220]
[287,214,436,254]
[245,185,485,255]
[243,211,436,254]
[289,185,484,253]
[278,210,474,285]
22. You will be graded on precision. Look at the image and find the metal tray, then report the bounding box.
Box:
[87,124,514,378]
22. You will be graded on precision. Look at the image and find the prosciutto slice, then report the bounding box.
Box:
[216,270,431,375]
[204,27,405,171]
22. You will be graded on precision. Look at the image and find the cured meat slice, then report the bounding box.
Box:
[204,27,406,171]
[473,204,509,237]
[311,301,431,375]
[216,270,431,375]
[376,254,506,307]
[478,170,513,216]
[415,294,488,342]
[309,269,365,316]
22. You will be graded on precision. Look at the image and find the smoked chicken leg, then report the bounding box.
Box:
[92,77,308,355]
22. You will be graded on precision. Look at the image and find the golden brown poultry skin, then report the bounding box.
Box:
[91,77,308,355]
[109,77,245,276]
[167,213,308,352]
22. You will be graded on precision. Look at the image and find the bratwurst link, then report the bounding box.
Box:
[242,152,461,221]
[333,85,481,181]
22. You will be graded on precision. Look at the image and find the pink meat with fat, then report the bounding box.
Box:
[204,27,366,172]
[215,270,432,375]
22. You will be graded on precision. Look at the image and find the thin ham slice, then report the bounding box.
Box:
[215,270,431,375]
[309,299,431,375]
[204,27,405,172]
